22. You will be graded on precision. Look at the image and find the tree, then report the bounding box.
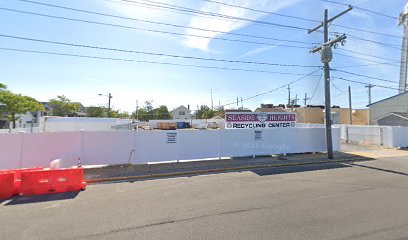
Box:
[109,109,129,118]
[214,107,225,118]
[195,105,214,119]
[0,91,45,128]
[86,106,106,117]
[145,100,154,112]
[48,95,80,116]
[155,105,172,119]
[0,83,6,90]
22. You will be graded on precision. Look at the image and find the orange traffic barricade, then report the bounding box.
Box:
[0,168,44,195]
[0,172,15,200]
[20,168,86,196]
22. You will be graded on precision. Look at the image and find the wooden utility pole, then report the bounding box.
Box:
[308,6,352,159]
[348,86,353,125]
[365,84,374,105]
[303,93,310,106]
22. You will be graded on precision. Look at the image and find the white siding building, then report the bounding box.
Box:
[172,105,191,120]
[368,91,408,125]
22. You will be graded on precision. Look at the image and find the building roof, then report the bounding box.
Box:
[172,105,190,112]
[254,108,287,112]
[367,91,408,107]
[376,112,408,121]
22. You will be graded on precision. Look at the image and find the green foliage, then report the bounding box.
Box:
[214,107,225,118]
[144,100,154,112]
[109,109,129,118]
[195,105,214,119]
[49,95,80,116]
[0,83,6,90]
[155,105,172,120]
[0,90,44,128]
[86,106,106,117]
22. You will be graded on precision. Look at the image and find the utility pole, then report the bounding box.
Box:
[303,93,310,106]
[211,89,214,110]
[348,86,353,125]
[294,94,299,105]
[135,99,139,121]
[308,6,352,159]
[365,84,374,105]
[287,85,291,106]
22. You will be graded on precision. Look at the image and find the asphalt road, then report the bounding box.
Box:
[1,155,408,240]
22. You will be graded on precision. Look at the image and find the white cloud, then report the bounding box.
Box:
[183,0,303,51]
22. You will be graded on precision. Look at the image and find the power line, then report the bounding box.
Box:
[308,73,323,105]
[334,62,401,68]
[14,0,319,45]
[332,69,400,84]
[321,0,398,20]
[332,76,399,90]
[339,48,400,63]
[222,69,322,107]
[345,34,401,50]
[334,52,400,67]
[0,7,311,49]
[0,47,322,76]
[0,34,321,68]
[114,0,311,31]
[201,0,402,39]
[200,0,320,23]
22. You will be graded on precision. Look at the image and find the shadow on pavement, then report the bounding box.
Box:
[347,163,408,177]
[252,162,351,176]
[5,192,80,206]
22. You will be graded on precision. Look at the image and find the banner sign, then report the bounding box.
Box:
[225,112,296,129]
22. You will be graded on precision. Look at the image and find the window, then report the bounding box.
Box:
[179,111,185,115]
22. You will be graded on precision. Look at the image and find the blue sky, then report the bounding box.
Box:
[0,0,405,112]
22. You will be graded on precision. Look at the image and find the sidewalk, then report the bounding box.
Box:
[85,144,382,183]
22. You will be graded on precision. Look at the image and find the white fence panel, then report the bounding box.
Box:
[220,129,255,157]
[178,130,219,160]
[347,126,382,146]
[82,131,133,166]
[388,127,408,148]
[21,132,80,168]
[133,131,178,163]
[0,134,21,170]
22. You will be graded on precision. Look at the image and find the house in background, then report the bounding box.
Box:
[375,112,408,126]
[368,91,408,125]
[172,105,191,120]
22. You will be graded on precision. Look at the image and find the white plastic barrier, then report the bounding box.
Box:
[386,127,408,148]
[0,128,341,169]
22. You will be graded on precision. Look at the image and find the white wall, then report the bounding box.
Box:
[39,117,130,132]
[0,128,342,170]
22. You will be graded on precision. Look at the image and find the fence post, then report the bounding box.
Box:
[380,126,384,146]
[19,131,25,168]
[346,125,349,142]
[217,129,221,160]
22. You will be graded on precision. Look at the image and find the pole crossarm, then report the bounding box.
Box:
[310,34,347,53]
[308,6,353,34]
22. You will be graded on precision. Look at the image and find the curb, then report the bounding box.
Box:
[85,157,369,184]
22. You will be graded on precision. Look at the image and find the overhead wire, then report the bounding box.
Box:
[0,7,312,49]
[0,47,322,76]
[332,76,400,90]
[321,0,398,20]
[13,0,319,45]
[0,34,321,68]
[308,73,323,105]
[332,69,400,84]
[222,69,322,107]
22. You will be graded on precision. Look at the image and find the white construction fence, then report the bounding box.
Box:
[338,125,408,148]
[0,128,340,170]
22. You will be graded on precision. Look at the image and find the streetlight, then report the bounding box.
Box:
[98,93,112,116]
